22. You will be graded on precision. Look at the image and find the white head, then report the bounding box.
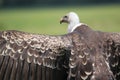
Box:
[60,12,81,33]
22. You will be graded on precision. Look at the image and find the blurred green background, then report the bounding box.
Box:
[0,0,120,35]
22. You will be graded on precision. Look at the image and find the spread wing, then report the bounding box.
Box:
[66,31,120,80]
[0,30,72,80]
[103,32,120,80]
[1,30,120,80]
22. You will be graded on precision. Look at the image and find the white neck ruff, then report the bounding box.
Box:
[68,23,84,33]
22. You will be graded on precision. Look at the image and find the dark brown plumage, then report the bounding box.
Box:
[0,30,71,80]
[0,12,120,80]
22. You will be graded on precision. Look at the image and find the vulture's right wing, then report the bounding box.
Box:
[103,32,120,80]
[0,30,73,80]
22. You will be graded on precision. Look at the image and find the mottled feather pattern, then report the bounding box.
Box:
[0,24,120,80]
[103,32,120,80]
[0,30,71,68]
[67,25,117,80]
[68,33,93,80]
[0,30,72,80]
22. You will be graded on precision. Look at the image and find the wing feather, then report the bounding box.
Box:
[36,64,42,80]
[10,61,18,80]
[15,59,24,80]
[1,27,120,80]
[0,56,9,80]
[0,30,72,80]
[4,58,13,80]
[68,34,93,80]
[103,32,120,79]
[67,30,116,80]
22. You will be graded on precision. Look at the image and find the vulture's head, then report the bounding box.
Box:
[60,12,80,33]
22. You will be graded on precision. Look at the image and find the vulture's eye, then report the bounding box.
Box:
[64,16,68,18]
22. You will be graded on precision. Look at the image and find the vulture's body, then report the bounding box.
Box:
[0,12,120,80]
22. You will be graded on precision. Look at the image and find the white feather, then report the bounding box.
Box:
[67,12,80,33]
[71,23,84,32]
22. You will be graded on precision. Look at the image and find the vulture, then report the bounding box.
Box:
[0,12,120,80]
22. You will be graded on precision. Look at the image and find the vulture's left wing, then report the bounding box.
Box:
[0,30,72,80]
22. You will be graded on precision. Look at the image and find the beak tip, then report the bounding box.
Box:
[60,18,63,24]
[60,21,62,24]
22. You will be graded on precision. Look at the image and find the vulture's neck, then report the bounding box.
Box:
[68,18,81,33]
[68,21,82,33]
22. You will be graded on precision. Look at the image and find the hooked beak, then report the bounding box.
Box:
[60,16,69,24]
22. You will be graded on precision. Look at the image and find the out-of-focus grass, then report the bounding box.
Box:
[0,4,120,35]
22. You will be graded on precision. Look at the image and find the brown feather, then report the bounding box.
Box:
[0,24,120,80]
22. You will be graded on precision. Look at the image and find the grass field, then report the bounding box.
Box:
[0,4,120,35]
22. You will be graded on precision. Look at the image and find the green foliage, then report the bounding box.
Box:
[0,4,120,35]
